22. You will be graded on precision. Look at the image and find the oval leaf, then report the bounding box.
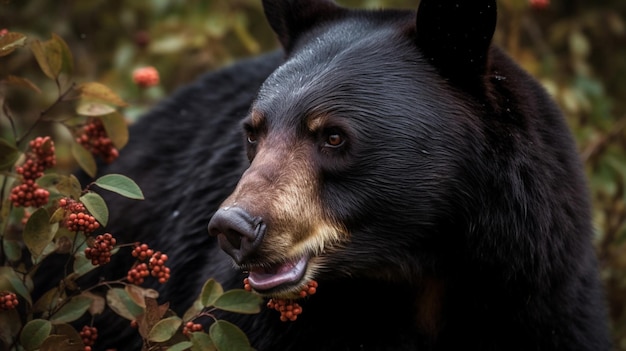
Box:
[168,341,193,351]
[209,320,253,351]
[213,289,262,314]
[20,319,52,351]
[82,291,106,316]
[50,295,91,323]
[106,287,145,321]
[0,309,21,347]
[0,266,32,305]
[54,174,83,199]
[32,286,64,314]
[0,32,27,57]
[71,142,97,178]
[23,207,54,258]
[0,138,20,169]
[2,238,22,262]
[94,174,144,200]
[78,82,128,107]
[76,102,116,116]
[79,192,108,226]
[73,250,97,276]
[100,111,129,149]
[5,75,41,94]
[190,332,216,351]
[39,334,83,351]
[52,33,74,75]
[147,316,182,343]
[200,278,224,307]
[30,38,63,80]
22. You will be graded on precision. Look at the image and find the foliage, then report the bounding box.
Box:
[0,32,261,351]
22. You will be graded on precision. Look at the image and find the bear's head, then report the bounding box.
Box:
[208,0,498,298]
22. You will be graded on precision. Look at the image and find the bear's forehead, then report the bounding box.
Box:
[254,17,443,129]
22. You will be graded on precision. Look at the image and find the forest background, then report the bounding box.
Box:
[1,0,626,349]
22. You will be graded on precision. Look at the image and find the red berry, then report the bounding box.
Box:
[132,66,160,87]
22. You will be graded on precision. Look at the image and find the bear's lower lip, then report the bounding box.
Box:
[247,256,308,291]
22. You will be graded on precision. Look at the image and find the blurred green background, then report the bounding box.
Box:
[1,0,625,348]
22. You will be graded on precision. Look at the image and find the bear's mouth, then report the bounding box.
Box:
[246,255,308,292]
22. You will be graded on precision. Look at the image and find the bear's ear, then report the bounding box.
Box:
[415,0,497,88]
[262,0,341,51]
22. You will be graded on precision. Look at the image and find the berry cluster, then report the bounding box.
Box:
[79,325,98,351]
[182,321,203,336]
[132,66,160,88]
[149,252,171,284]
[0,292,18,311]
[127,263,150,285]
[76,118,119,164]
[84,233,116,266]
[59,198,101,234]
[10,136,55,208]
[127,243,171,285]
[132,243,154,260]
[244,279,318,322]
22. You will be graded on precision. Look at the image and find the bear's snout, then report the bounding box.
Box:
[208,206,266,264]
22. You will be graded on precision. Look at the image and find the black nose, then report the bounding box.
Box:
[208,206,266,264]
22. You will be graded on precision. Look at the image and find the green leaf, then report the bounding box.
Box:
[50,295,91,323]
[190,332,216,351]
[73,250,97,276]
[183,299,205,322]
[39,334,84,351]
[200,278,224,307]
[71,142,97,178]
[0,266,32,305]
[209,320,254,351]
[106,287,145,321]
[79,192,108,226]
[78,82,128,107]
[30,37,63,80]
[52,323,85,350]
[94,174,144,200]
[20,319,52,351]
[2,238,22,262]
[0,138,20,169]
[168,341,194,351]
[0,309,21,347]
[100,111,129,149]
[147,316,182,343]
[32,286,64,314]
[213,289,262,314]
[52,33,74,75]
[23,208,54,258]
[0,32,27,57]
[52,174,83,199]
[76,102,116,116]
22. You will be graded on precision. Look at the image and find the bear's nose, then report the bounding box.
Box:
[208,206,266,264]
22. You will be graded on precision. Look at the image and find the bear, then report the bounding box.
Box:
[84,0,611,350]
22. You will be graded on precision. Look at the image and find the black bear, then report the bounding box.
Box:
[91,0,611,350]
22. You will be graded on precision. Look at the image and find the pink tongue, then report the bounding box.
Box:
[247,256,308,291]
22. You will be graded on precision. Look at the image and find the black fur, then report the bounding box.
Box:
[81,1,610,350]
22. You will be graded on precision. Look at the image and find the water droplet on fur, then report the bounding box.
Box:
[494,75,507,81]
[172,210,180,218]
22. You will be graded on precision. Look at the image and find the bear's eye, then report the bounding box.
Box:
[324,132,344,148]
[246,132,258,145]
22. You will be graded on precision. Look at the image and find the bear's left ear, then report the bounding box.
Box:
[415,0,497,88]
[262,0,342,52]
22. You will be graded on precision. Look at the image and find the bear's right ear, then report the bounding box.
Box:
[262,0,341,52]
[415,0,497,89]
